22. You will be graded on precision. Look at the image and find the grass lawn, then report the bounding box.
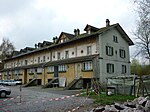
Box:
[80,91,136,105]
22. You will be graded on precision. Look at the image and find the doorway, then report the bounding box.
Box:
[54,66,58,77]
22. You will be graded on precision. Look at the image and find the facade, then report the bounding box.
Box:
[0,20,134,87]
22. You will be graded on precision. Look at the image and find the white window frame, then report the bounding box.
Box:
[82,61,93,71]
[65,51,69,59]
[87,46,92,55]
[37,68,42,73]
[47,66,54,73]
[58,64,66,72]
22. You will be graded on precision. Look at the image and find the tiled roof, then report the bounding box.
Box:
[4,23,134,61]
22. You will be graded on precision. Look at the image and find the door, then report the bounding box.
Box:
[54,66,58,77]
[24,69,27,84]
[75,63,82,79]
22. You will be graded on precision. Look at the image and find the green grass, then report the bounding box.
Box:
[80,91,136,105]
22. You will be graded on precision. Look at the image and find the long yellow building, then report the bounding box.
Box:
[1,20,134,89]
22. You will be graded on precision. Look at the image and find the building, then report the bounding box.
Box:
[0,19,134,88]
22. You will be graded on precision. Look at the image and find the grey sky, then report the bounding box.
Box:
[0,0,136,56]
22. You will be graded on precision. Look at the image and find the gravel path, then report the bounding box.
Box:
[0,86,93,112]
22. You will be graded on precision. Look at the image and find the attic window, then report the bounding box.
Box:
[60,38,67,43]
[87,30,91,34]
[113,35,118,43]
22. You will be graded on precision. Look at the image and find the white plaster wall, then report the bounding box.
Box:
[99,28,131,83]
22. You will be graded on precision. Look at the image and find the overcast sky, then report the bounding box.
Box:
[0,0,137,56]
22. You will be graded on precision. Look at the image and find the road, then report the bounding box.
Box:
[0,86,93,112]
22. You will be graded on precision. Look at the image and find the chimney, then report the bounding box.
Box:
[106,19,110,27]
[77,29,80,35]
[74,29,77,36]
[53,37,58,43]
[35,44,38,48]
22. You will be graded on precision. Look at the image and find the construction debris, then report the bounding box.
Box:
[89,96,150,112]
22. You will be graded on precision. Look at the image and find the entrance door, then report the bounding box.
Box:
[54,66,58,77]
[24,69,27,84]
[75,63,82,79]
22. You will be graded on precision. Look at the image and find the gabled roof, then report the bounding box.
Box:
[3,23,134,61]
[84,24,99,32]
[12,51,20,56]
[56,32,75,44]
[95,23,134,46]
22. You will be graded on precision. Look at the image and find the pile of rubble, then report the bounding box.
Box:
[89,96,150,112]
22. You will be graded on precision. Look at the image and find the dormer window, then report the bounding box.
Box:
[87,30,91,34]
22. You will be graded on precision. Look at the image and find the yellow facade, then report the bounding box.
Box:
[1,27,98,87]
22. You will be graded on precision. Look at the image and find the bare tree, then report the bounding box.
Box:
[133,0,150,61]
[0,38,15,60]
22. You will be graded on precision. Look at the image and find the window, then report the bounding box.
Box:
[47,66,54,73]
[87,46,92,55]
[57,52,61,60]
[106,46,113,56]
[82,61,93,71]
[38,57,40,63]
[14,70,19,75]
[53,52,55,59]
[11,63,13,67]
[5,64,7,68]
[113,35,118,43]
[37,68,42,74]
[122,65,126,74]
[65,51,69,59]
[106,63,114,74]
[119,49,126,58]
[72,52,74,55]
[43,56,46,62]
[28,69,35,75]
[58,65,66,72]
[25,60,28,65]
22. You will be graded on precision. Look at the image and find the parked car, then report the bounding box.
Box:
[3,80,17,86]
[14,80,22,85]
[0,85,11,98]
[0,80,4,85]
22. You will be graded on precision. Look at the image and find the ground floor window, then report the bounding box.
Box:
[37,68,42,74]
[122,65,127,74]
[106,63,114,74]
[58,64,66,72]
[47,66,54,73]
[28,69,35,75]
[82,61,93,71]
